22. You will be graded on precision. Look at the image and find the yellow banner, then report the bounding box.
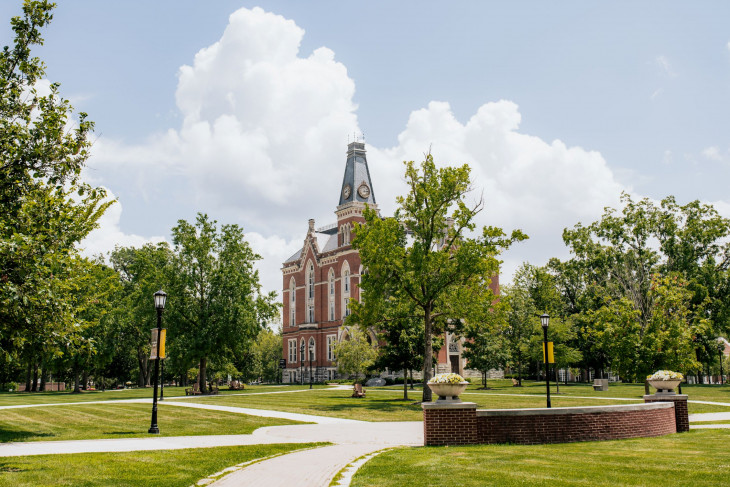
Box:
[542,342,554,364]
[150,329,167,359]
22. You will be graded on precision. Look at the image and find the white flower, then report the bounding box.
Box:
[428,373,467,384]
[647,370,684,381]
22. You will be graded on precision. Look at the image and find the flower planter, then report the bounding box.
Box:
[428,382,469,402]
[648,379,681,393]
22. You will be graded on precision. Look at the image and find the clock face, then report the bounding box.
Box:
[343,185,351,199]
[358,183,370,198]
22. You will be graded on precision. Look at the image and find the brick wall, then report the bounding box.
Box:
[422,402,677,446]
[422,403,479,446]
[644,393,689,432]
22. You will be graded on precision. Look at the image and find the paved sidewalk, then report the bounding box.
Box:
[210,421,422,487]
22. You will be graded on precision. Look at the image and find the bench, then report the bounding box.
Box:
[229,380,245,390]
[593,379,609,391]
[352,383,366,398]
[185,383,202,396]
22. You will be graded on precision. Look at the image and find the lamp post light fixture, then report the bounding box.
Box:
[148,289,166,434]
[540,313,551,409]
[309,342,314,389]
[300,342,305,385]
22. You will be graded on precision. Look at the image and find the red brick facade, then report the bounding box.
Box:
[423,401,680,446]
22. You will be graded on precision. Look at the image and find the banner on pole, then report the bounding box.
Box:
[542,341,554,364]
[150,329,167,359]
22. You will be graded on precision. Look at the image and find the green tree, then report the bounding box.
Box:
[353,154,526,401]
[168,213,278,393]
[462,306,509,389]
[110,243,172,387]
[0,1,111,378]
[332,327,377,383]
[250,326,283,383]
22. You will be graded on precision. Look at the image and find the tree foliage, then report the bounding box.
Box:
[352,154,526,401]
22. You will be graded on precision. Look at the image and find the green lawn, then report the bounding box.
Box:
[0,443,325,487]
[0,403,303,443]
[351,429,730,487]
[188,386,648,422]
[0,384,313,407]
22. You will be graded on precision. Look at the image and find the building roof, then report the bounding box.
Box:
[338,141,377,207]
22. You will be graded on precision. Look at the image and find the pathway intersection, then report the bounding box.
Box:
[1,385,729,485]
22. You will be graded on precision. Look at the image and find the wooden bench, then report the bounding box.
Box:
[209,383,219,395]
[185,383,202,396]
[229,380,244,390]
[352,383,366,398]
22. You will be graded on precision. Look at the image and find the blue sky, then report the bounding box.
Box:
[2,1,730,297]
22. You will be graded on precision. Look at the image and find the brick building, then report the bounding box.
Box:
[280,141,498,383]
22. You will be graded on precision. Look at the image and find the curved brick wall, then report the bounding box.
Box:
[423,402,678,446]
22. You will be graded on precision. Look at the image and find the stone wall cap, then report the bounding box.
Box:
[476,402,673,417]
[422,401,478,410]
[644,394,688,400]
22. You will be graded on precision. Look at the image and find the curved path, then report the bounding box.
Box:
[3,387,730,485]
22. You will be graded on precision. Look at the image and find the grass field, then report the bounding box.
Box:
[0,403,304,443]
[0,384,314,406]
[0,443,325,487]
[350,429,730,487]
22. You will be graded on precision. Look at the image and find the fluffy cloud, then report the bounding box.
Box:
[368,100,627,279]
[87,6,629,293]
[79,188,167,258]
[91,6,358,236]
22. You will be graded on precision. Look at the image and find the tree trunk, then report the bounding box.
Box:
[82,369,89,391]
[31,360,38,392]
[25,359,32,392]
[137,347,150,387]
[403,369,408,400]
[40,356,48,391]
[555,367,560,394]
[409,369,414,390]
[73,365,82,393]
[199,357,208,394]
[422,306,433,402]
[517,359,522,386]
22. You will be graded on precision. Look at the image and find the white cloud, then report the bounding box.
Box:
[656,55,676,77]
[87,6,630,292]
[368,100,628,280]
[79,187,167,258]
[702,146,724,162]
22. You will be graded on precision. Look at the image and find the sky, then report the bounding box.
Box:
[2,1,730,298]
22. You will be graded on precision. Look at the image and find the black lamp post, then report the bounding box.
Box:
[159,358,165,401]
[309,342,314,389]
[300,342,305,385]
[540,313,551,408]
[148,289,166,434]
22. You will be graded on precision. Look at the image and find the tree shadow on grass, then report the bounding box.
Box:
[0,462,26,473]
[0,427,54,443]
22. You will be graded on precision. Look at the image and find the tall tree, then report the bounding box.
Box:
[168,213,278,393]
[353,154,526,401]
[332,327,377,383]
[0,1,111,380]
[110,243,172,387]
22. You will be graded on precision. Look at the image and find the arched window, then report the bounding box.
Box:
[342,262,351,318]
[306,262,315,323]
[328,269,335,321]
[307,262,314,300]
[308,337,316,360]
[300,338,306,364]
[289,277,296,327]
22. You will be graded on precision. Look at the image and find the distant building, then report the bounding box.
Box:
[280,141,499,383]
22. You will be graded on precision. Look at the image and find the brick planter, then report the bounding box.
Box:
[644,393,689,432]
[422,402,678,446]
